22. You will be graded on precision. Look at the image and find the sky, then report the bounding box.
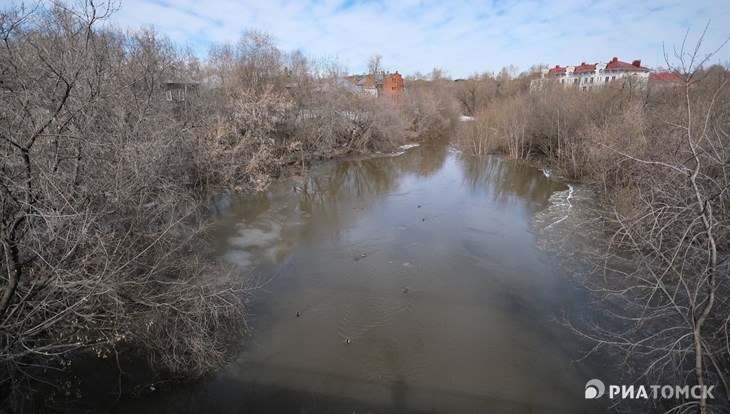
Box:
[108,0,729,78]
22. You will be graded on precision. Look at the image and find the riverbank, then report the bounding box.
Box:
[452,69,730,411]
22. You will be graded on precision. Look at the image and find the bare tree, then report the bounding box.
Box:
[455,76,481,116]
[429,67,449,81]
[367,53,382,75]
[0,2,246,409]
[568,29,729,414]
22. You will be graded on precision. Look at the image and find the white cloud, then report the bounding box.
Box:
[107,0,729,77]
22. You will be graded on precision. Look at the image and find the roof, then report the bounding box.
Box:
[649,72,683,82]
[314,77,362,93]
[355,75,373,86]
[605,57,649,72]
[379,72,402,84]
[355,73,385,87]
[574,62,596,73]
[548,65,566,74]
[546,57,651,76]
[354,71,402,87]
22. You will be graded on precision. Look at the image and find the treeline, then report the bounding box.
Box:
[0,1,455,411]
[453,50,729,412]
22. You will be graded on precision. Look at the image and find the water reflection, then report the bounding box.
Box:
[457,153,566,207]
[214,140,450,270]
[299,138,449,209]
[115,140,612,414]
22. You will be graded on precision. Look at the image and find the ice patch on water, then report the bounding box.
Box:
[221,250,253,267]
[384,143,420,157]
[224,218,283,268]
[229,225,280,249]
[544,185,573,229]
[532,184,604,262]
[399,143,420,150]
[532,182,634,286]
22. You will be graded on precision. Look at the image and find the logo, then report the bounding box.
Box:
[584,379,714,400]
[585,379,605,399]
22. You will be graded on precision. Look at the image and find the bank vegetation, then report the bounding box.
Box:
[453,35,729,414]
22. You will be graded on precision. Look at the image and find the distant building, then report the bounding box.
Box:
[353,71,405,103]
[163,80,199,119]
[164,80,199,101]
[354,74,379,96]
[648,71,683,83]
[378,71,405,104]
[531,57,651,91]
[311,77,362,95]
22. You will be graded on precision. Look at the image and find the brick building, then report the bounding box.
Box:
[378,71,405,103]
[353,71,405,103]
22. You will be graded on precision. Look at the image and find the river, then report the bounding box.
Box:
[114,138,615,413]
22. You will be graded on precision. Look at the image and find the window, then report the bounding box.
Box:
[612,76,616,81]
[574,78,578,84]
[605,76,609,82]
[166,90,172,101]
[590,77,594,83]
[178,90,185,101]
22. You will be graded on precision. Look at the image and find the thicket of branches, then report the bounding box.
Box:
[0,2,247,411]
[0,1,454,411]
[584,46,729,414]
[453,34,729,413]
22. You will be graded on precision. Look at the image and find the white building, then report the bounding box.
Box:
[532,57,650,91]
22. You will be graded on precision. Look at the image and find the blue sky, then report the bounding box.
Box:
[109,0,730,77]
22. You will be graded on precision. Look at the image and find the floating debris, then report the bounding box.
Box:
[354,250,377,261]
[421,213,444,222]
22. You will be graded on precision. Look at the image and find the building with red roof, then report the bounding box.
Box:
[353,71,405,103]
[649,72,683,82]
[378,71,404,104]
[532,57,651,91]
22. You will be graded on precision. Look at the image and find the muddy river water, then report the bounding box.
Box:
[116,138,615,413]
